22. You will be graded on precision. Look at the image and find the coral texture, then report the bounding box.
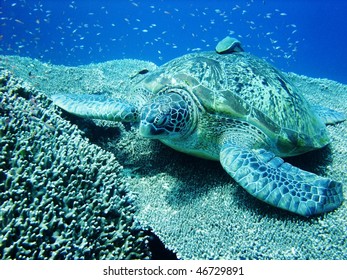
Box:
[0,70,150,259]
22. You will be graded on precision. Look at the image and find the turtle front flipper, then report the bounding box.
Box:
[52,94,139,122]
[220,145,344,217]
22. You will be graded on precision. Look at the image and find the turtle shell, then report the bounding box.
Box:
[215,36,244,54]
[140,51,329,155]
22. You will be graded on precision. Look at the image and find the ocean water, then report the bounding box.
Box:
[1,0,347,84]
[1,0,347,262]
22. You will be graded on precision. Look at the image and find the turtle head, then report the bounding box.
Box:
[139,90,196,140]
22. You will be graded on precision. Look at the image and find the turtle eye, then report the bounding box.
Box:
[154,114,169,127]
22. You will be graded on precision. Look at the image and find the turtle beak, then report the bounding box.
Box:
[139,104,154,138]
[139,120,167,138]
[139,121,153,137]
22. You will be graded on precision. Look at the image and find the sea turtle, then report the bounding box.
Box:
[52,49,345,217]
[216,36,244,54]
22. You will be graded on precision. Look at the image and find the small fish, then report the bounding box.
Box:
[14,19,24,24]
[232,5,240,11]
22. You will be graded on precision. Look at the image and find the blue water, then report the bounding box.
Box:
[1,0,347,84]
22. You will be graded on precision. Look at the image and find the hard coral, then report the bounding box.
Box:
[0,70,150,259]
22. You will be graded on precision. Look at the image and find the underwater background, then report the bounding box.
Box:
[1,0,347,260]
[1,0,347,84]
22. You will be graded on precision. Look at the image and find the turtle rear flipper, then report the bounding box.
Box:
[220,145,344,217]
[312,105,346,125]
[52,94,139,122]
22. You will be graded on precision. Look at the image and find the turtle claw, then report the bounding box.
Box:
[220,145,344,217]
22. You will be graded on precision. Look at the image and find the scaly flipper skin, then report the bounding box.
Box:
[220,145,344,217]
[52,94,139,122]
[312,105,346,125]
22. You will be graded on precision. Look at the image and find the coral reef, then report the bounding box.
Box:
[0,69,150,259]
[0,55,157,98]
[1,55,346,260]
